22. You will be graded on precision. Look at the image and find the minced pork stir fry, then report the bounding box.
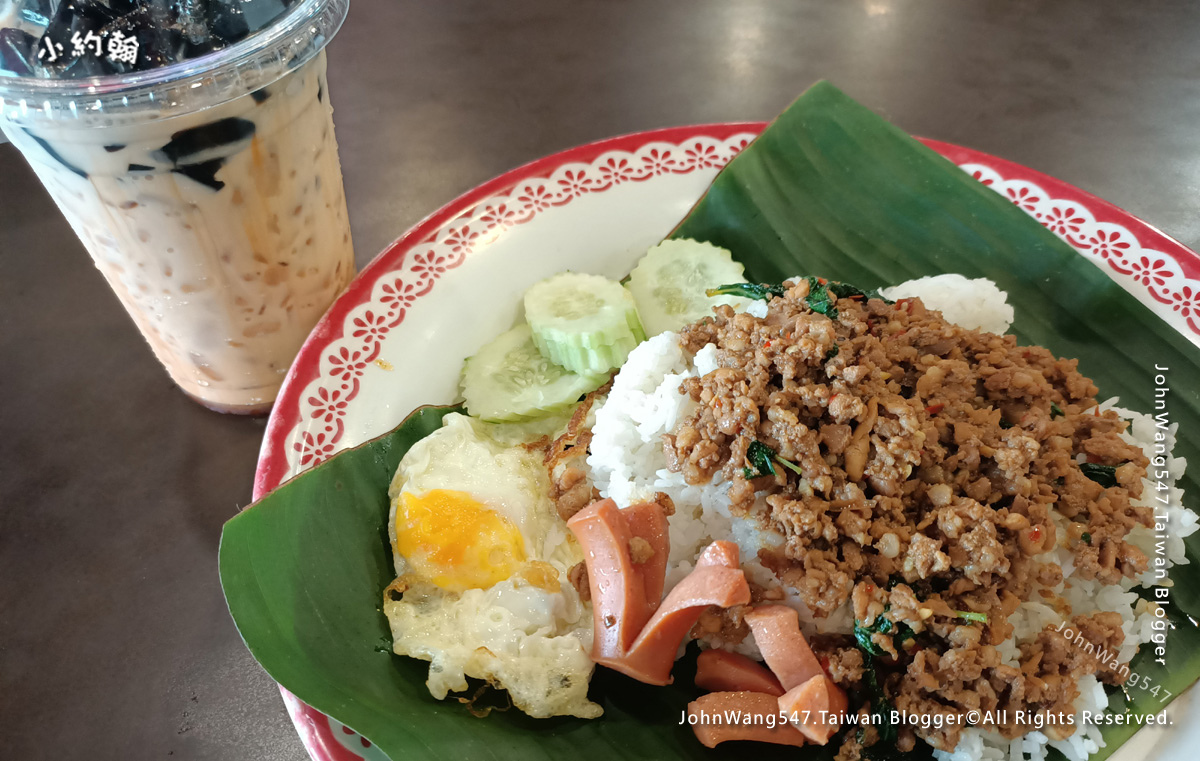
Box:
[664,278,1151,756]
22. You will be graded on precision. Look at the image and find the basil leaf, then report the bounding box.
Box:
[1080,462,1119,488]
[743,440,778,479]
[855,623,887,657]
[827,280,894,305]
[864,663,897,745]
[706,282,786,301]
[803,276,837,318]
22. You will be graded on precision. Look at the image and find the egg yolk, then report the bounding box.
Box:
[395,489,527,592]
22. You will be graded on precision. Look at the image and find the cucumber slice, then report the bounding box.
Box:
[625,239,748,335]
[524,272,646,375]
[461,324,606,422]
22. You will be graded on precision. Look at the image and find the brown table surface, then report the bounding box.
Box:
[3,1,1199,758]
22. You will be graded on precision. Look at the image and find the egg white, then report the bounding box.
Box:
[383,412,600,719]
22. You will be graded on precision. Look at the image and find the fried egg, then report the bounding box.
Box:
[383,412,600,719]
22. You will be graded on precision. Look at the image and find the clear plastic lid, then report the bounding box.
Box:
[0,0,348,125]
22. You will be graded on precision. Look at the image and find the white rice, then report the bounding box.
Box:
[586,332,853,655]
[881,274,1015,334]
[585,276,1195,761]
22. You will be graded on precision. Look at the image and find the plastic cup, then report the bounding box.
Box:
[0,0,355,414]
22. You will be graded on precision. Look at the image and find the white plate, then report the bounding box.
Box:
[251,124,1200,761]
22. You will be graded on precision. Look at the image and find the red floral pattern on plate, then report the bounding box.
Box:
[254,126,1200,761]
[953,155,1200,335]
[1160,285,1200,333]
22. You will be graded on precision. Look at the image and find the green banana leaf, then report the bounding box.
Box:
[220,81,1200,761]
[671,81,1200,760]
[221,404,807,761]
